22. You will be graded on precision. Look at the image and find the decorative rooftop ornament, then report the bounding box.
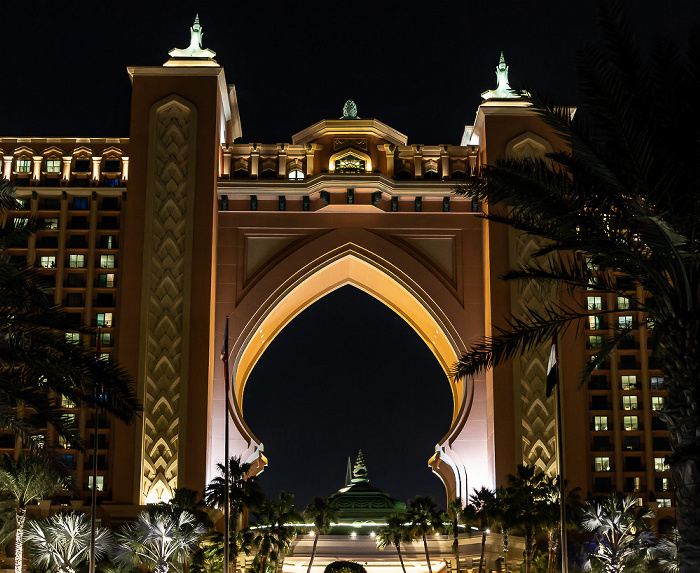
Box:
[481,52,525,100]
[351,449,368,483]
[168,14,216,59]
[341,100,360,119]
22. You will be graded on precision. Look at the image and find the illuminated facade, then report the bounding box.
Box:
[0,18,672,531]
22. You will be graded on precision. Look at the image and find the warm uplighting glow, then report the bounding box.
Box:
[485,529,490,534]
[350,532,357,538]
[370,531,376,537]
[309,531,315,537]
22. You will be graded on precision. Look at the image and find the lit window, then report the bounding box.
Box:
[88,475,104,492]
[96,313,112,327]
[657,498,672,508]
[335,155,365,173]
[588,315,603,330]
[96,273,115,288]
[16,157,31,173]
[101,235,116,249]
[16,199,29,209]
[40,256,56,268]
[61,395,76,408]
[72,197,88,210]
[621,375,638,390]
[586,258,600,271]
[69,254,85,268]
[659,478,671,491]
[288,169,304,180]
[651,396,665,411]
[58,436,70,449]
[588,335,604,349]
[99,255,115,269]
[633,477,642,492]
[65,332,80,344]
[618,315,633,328]
[617,296,631,310]
[45,158,62,173]
[594,416,609,431]
[594,456,611,471]
[650,376,665,389]
[654,457,669,472]
[99,333,111,347]
[587,296,602,310]
[44,218,59,230]
[623,415,639,431]
[99,353,110,362]
[622,395,638,410]
[14,217,28,228]
[63,413,76,426]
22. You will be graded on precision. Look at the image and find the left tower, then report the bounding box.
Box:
[112,17,240,507]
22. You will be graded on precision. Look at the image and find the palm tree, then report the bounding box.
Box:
[0,180,138,446]
[0,496,17,567]
[252,494,300,573]
[115,509,206,573]
[451,2,700,569]
[467,487,497,573]
[0,453,67,573]
[205,456,263,571]
[406,496,443,573]
[579,493,655,573]
[303,497,337,573]
[191,528,256,573]
[376,515,412,573]
[25,511,113,573]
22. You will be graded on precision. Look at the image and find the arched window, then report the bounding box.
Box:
[233,158,249,179]
[423,160,439,180]
[15,157,31,173]
[45,157,62,174]
[335,154,365,173]
[288,169,304,180]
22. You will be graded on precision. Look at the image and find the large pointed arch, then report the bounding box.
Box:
[219,246,491,501]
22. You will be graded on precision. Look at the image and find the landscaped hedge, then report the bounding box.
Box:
[324,561,367,573]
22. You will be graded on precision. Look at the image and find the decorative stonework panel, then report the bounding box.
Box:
[511,230,557,475]
[140,98,196,503]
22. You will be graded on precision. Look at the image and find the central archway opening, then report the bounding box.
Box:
[242,285,452,509]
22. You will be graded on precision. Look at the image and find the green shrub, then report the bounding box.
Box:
[324,561,367,573]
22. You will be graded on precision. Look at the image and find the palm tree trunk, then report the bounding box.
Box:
[261,553,267,573]
[155,561,169,573]
[547,528,558,573]
[14,508,25,573]
[502,528,508,573]
[231,510,240,573]
[395,542,408,573]
[525,532,534,573]
[306,533,319,573]
[422,534,432,573]
[478,532,486,573]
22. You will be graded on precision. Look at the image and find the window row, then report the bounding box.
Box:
[586,296,636,311]
[40,255,116,269]
[14,156,123,174]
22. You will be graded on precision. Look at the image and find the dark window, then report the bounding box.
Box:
[423,170,440,180]
[623,436,642,450]
[43,198,61,210]
[74,159,91,172]
[592,436,611,451]
[394,169,412,180]
[451,170,467,180]
[624,456,643,471]
[233,169,249,179]
[95,293,113,307]
[104,177,120,188]
[66,293,84,307]
[589,375,608,390]
[101,197,119,210]
[72,197,88,210]
[101,216,118,230]
[37,236,58,248]
[594,477,612,493]
[70,216,88,229]
[68,235,87,248]
[104,159,121,172]
[9,255,26,266]
[652,417,666,430]
[0,434,14,448]
[88,434,108,449]
[619,355,637,369]
[66,274,85,287]
[653,437,671,451]
[591,395,609,410]
[260,169,277,179]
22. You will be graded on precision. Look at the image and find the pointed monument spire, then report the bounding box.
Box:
[345,456,353,487]
[168,14,217,60]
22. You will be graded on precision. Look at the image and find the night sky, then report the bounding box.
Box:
[2,1,698,511]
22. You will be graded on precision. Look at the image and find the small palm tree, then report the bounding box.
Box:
[25,511,113,573]
[406,496,443,573]
[579,493,655,573]
[205,457,263,571]
[0,453,66,573]
[115,509,206,573]
[303,497,337,573]
[467,487,497,573]
[252,495,299,573]
[376,515,412,573]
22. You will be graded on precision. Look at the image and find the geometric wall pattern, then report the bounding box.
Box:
[141,99,194,503]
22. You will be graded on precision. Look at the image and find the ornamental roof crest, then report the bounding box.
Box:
[168,14,216,59]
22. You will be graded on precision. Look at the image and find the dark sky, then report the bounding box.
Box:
[3,0,697,511]
[2,1,697,143]
[243,286,452,509]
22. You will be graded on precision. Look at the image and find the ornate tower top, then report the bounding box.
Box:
[481,52,524,101]
[341,100,360,119]
[168,14,217,59]
[351,449,368,483]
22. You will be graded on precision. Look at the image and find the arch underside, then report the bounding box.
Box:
[216,248,493,501]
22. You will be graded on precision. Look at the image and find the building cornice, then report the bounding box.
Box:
[292,119,408,146]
